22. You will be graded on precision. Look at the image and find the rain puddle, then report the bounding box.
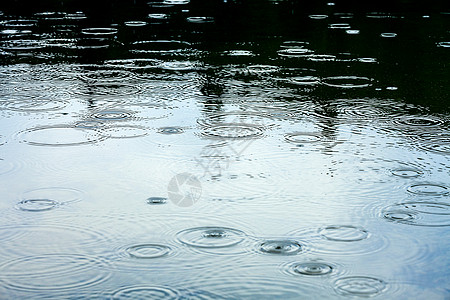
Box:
[0,0,449,298]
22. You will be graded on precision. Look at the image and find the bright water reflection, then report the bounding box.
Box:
[0,0,449,298]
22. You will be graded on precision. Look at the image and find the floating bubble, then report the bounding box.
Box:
[407,183,449,196]
[381,32,397,38]
[15,199,59,212]
[81,28,118,36]
[291,262,334,276]
[176,226,246,248]
[146,197,168,205]
[0,254,111,292]
[334,276,387,296]
[319,225,369,242]
[125,244,171,259]
[158,127,184,134]
[19,125,106,147]
[391,168,423,178]
[112,286,180,299]
[383,202,450,227]
[321,76,372,88]
[258,240,302,255]
[201,124,264,139]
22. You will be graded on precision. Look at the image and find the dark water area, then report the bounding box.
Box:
[0,0,449,299]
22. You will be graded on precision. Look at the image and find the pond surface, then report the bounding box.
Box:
[0,0,449,298]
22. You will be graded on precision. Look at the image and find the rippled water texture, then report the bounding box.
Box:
[0,0,449,298]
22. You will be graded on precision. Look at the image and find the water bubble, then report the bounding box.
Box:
[0,254,111,292]
[391,168,423,178]
[381,32,397,38]
[146,197,168,205]
[383,202,450,227]
[258,240,302,255]
[334,276,387,296]
[176,226,246,248]
[158,127,184,134]
[319,225,369,242]
[285,132,321,144]
[112,286,180,299]
[81,28,118,36]
[15,199,59,212]
[407,183,449,196]
[292,262,334,276]
[201,124,264,139]
[125,244,171,259]
[321,76,372,88]
[19,125,106,147]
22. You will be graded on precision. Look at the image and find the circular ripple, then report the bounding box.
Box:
[247,64,280,74]
[0,254,111,292]
[285,132,321,144]
[329,23,351,29]
[21,187,83,205]
[308,14,328,19]
[15,199,59,212]
[321,76,372,88]
[177,226,246,248]
[383,202,450,227]
[391,168,423,178]
[407,183,449,196]
[437,42,450,48]
[3,99,68,112]
[186,17,214,24]
[394,116,443,127]
[287,76,320,86]
[76,83,141,96]
[160,61,198,71]
[81,27,118,36]
[20,126,106,147]
[112,286,179,299]
[201,124,264,139]
[75,120,104,129]
[125,244,171,259]
[146,197,168,205]
[158,127,184,134]
[277,48,313,58]
[381,32,397,38]
[318,225,369,242]
[258,240,302,255]
[291,262,334,276]
[334,276,387,297]
[91,110,133,121]
[124,21,147,27]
